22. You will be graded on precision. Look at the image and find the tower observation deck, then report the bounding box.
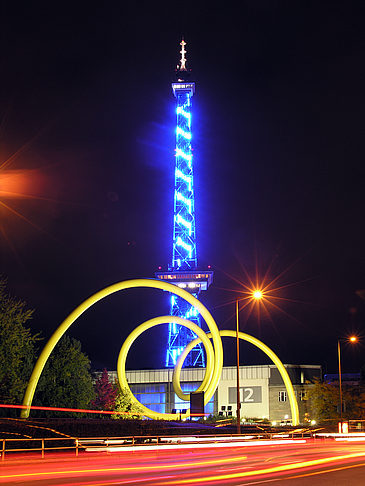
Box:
[156,40,213,368]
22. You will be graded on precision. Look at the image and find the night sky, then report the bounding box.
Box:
[1,2,364,375]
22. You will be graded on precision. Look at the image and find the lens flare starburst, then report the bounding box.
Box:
[0,130,61,262]
[252,289,263,300]
[214,253,311,332]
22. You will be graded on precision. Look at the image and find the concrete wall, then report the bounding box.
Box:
[269,384,315,423]
[105,364,321,423]
[217,366,270,419]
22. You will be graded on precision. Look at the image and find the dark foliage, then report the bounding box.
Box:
[92,369,117,411]
[0,278,38,413]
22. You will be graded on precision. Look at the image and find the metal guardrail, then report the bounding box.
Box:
[1,431,313,460]
[1,437,78,460]
[349,420,365,431]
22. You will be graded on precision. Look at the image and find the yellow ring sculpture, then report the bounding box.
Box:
[116,316,215,420]
[21,278,299,425]
[172,330,299,425]
[21,279,223,419]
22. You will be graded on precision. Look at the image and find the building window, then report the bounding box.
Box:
[130,383,166,414]
[278,391,287,402]
[300,391,307,401]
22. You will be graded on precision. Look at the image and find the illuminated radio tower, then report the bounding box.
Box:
[156,40,213,367]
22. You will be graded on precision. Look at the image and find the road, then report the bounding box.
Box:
[1,438,365,485]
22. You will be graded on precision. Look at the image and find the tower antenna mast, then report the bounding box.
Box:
[156,40,213,368]
[179,38,187,70]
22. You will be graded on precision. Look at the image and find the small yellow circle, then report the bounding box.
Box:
[117,316,216,420]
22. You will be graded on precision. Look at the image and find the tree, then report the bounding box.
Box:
[35,335,95,415]
[0,278,38,407]
[307,379,339,422]
[112,387,144,420]
[92,369,117,411]
[308,378,365,422]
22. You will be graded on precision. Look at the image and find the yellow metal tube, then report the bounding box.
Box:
[21,279,223,419]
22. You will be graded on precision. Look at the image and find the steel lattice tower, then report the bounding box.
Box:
[156,40,213,368]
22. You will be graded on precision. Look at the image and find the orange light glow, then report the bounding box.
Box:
[349,336,357,343]
[0,127,64,261]
[0,165,54,261]
[252,289,263,300]
[0,169,47,200]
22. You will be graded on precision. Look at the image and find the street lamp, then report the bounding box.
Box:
[236,299,241,434]
[236,289,264,435]
[337,335,358,424]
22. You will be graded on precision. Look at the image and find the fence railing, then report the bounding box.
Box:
[1,436,77,460]
[349,420,365,431]
[0,430,314,460]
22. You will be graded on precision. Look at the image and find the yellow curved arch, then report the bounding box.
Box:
[116,316,215,420]
[21,278,298,425]
[172,330,299,426]
[21,279,223,419]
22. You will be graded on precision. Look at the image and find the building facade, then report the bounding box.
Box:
[107,364,321,424]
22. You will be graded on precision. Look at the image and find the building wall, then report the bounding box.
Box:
[119,367,215,415]
[268,365,321,423]
[269,384,315,423]
[217,366,270,419]
[104,364,321,423]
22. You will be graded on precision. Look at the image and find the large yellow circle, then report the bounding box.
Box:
[21,279,223,419]
[117,316,215,420]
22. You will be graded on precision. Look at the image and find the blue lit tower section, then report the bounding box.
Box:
[156,40,213,368]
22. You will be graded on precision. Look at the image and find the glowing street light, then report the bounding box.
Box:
[338,335,358,426]
[236,289,265,434]
[252,289,263,300]
[232,272,301,432]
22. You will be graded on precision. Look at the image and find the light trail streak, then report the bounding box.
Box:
[288,461,365,480]
[91,439,306,453]
[0,455,246,481]
[335,437,365,442]
[163,451,365,484]
[0,403,138,416]
[2,443,365,485]
[317,432,365,438]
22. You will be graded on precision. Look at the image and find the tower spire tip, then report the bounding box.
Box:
[175,38,191,82]
[179,38,187,71]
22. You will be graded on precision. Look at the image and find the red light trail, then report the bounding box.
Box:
[0,403,138,416]
[1,439,365,485]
